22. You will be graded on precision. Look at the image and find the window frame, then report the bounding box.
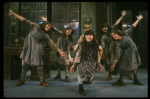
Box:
[51,2,81,45]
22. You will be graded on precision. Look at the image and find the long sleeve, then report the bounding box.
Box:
[21,18,39,29]
[114,42,122,61]
[73,44,82,66]
[47,37,59,52]
[51,26,63,37]
[124,25,135,36]
[96,51,101,66]
[67,42,71,56]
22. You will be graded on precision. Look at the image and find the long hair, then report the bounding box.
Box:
[81,30,99,61]
[39,21,52,33]
[63,27,75,42]
[111,29,125,38]
[110,29,125,53]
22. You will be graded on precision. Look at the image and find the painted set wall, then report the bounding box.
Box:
[3,2,19,47]
[81,2,96,35]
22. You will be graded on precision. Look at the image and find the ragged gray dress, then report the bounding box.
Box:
[114,25,141,74]
[101,24,117,71]
[51,27,72,65]
[73,43,100,78]
[20,18,58,66]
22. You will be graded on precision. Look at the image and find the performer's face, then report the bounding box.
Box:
[66,29,72,36]
[45,24,51,31]
[85,34,93,42]
[111,33,121,40]
[102,26,108,33]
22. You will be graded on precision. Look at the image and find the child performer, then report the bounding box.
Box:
[101,10,133,80]
[41,16,74,82]
[8,10,66,87]
[110,15,143,85]
[72,24,103,84]
[69,30,103,95]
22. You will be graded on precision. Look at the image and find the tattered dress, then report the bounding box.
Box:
[20,19,58,66]
[101,24,117,71]
[51,27,72,65]
[114,25,141,74]
[73,43,100,78]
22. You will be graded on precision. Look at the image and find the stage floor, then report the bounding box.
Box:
[3,68,148,98]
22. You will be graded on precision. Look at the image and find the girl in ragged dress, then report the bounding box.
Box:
[51,26,74,82]
[101,10,133,81]
[8,9,66,87]
[72,24,103,84]
[69,30,103,95]
[41,16,75,82]
[110,15,143,85]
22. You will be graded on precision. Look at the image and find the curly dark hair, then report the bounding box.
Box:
[63,27,75,42]
[110,29,125,53]
[81,30,99,61]
[101,23,111,35]
[111,29,125,37]
[39,21,52,33]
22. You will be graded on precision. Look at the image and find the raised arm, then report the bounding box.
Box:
[47,37,66,59]
[8,9,24,21]
[8,9,38,29]
[114,10,126,26]
[110,43,121,72]
[41,15,47,22]
[132,15,143,27]
[124,15,143,36]
[72,35,84,52]
[70,44,82,73]
[51,26,63,37]
[41,15,63,36]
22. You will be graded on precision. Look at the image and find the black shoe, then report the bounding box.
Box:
[134,79,143,85]
[53,74,61,80]
[16,79,25,87]
[65,76,71,82]
[83,81,92,84]
[105,74,112,81]
[79,87,86,95]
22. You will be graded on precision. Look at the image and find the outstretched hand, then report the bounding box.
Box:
[136,15,143,20]
[72,46,77,52]
[41,15,47,21]
[69,58,74,64]
[69,65,75,73]
[8,9,14,16]
[121,10,126,16]
[110,64,115,72]
[60,52,67,59]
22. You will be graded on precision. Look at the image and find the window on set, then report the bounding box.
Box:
[51,2,80,46]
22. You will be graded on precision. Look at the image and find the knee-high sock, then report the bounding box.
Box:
[21,62,30,80]
[37,68,44,81]
[109,65,112,75]
[65,65,69,76]
[120,73,125,81]
[57,63,61,74]
[134,72,137,80]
